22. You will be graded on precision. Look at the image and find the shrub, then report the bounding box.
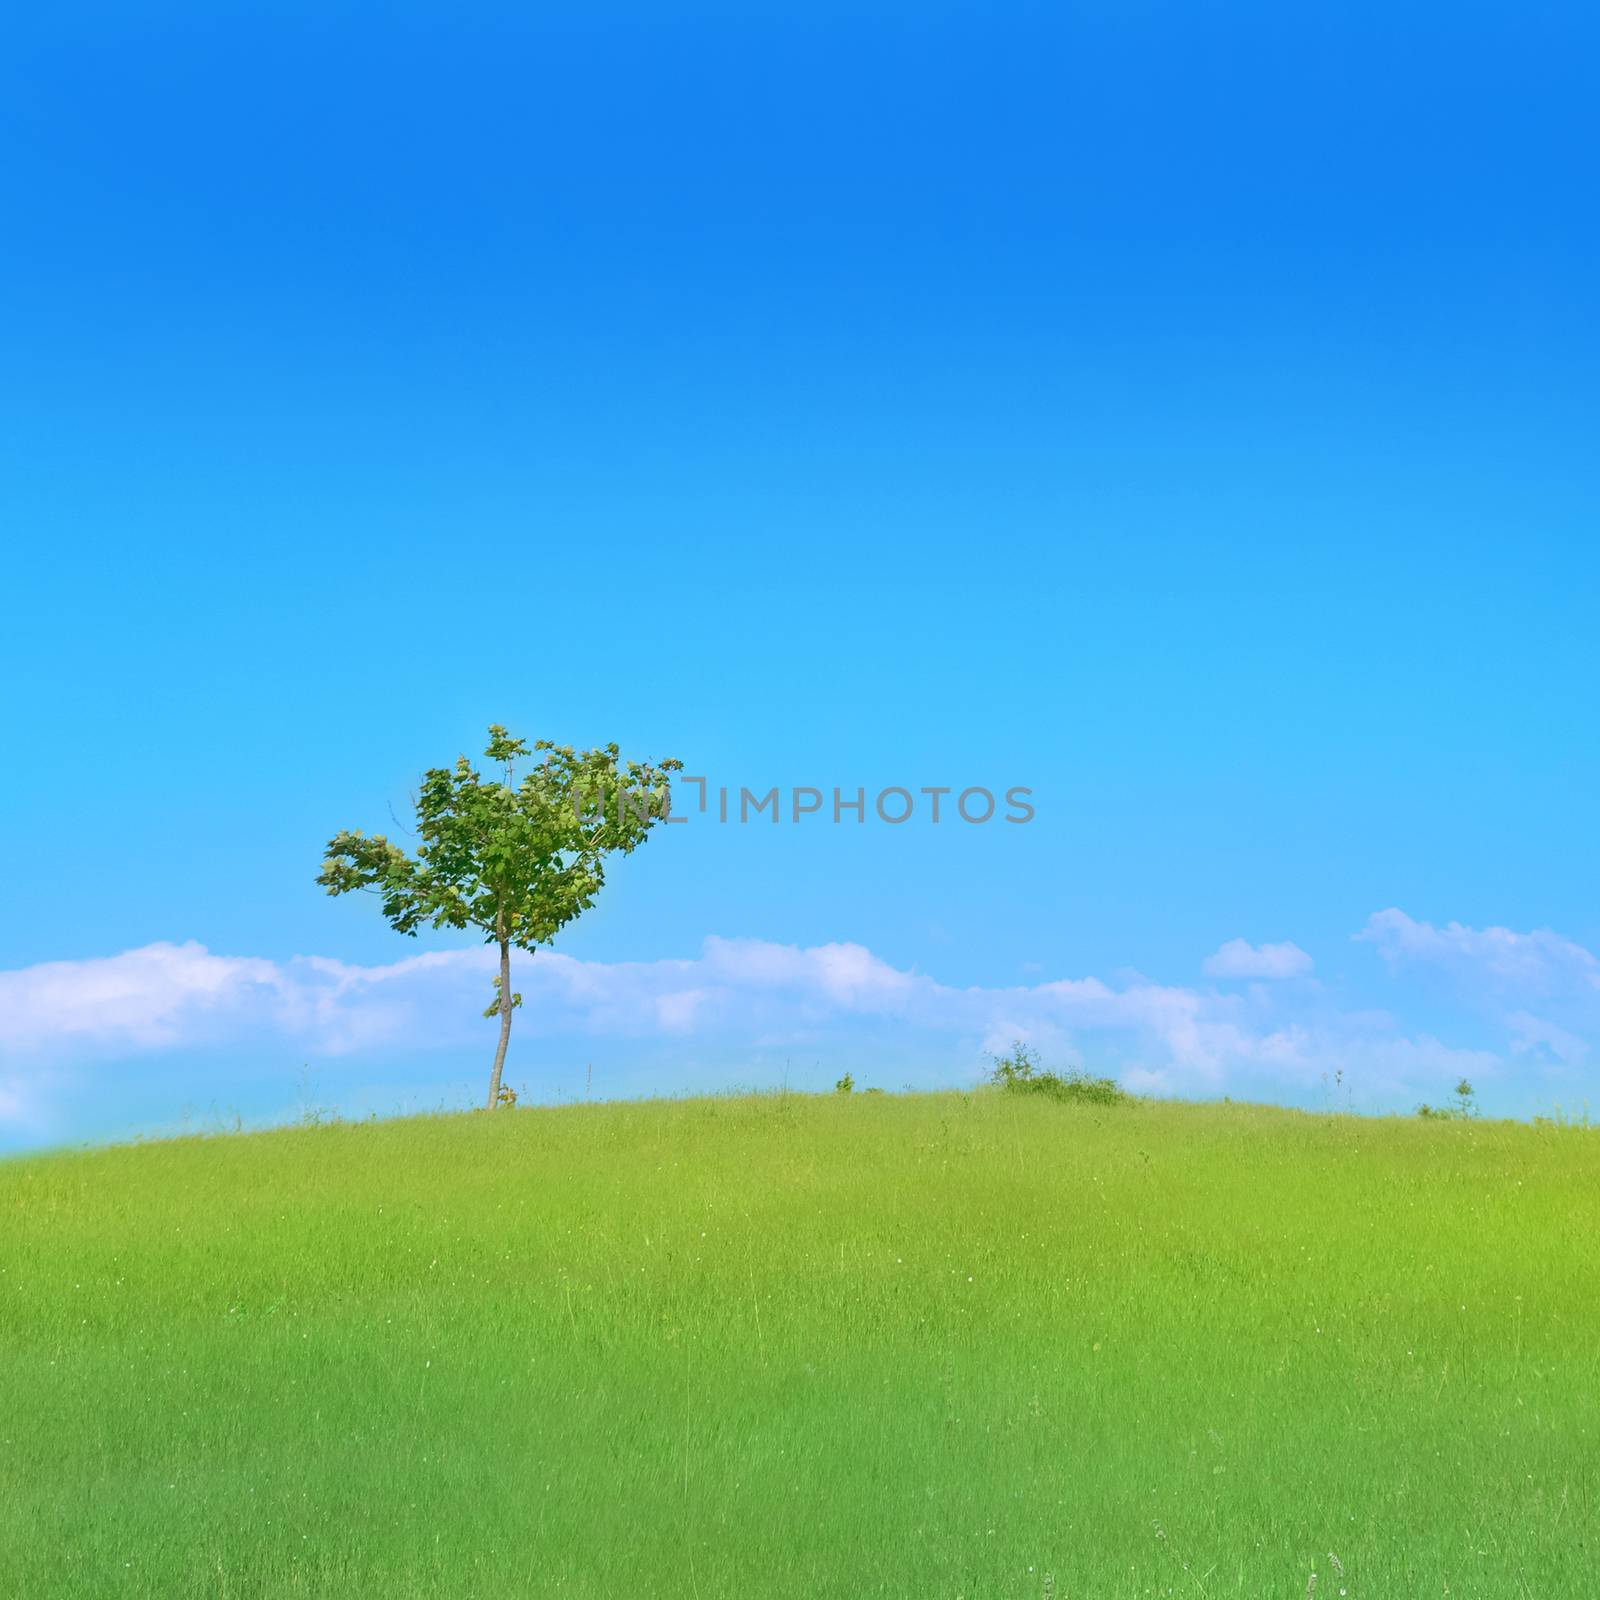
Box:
[1416,1079,1477,1121]
[986,1041,1130,1107]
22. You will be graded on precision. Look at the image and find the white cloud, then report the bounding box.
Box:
[1506,1011,1589,1066]
[1358,909,1600,1071]
[1359,909,1600,997]
[0,942,288,1052]
[1202,938,1314,980]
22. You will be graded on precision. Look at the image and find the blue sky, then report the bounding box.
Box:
[3,4,1598,1146]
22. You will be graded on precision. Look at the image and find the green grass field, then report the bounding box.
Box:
[4,1090,1596,1597]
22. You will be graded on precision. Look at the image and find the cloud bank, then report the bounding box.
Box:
[3,911,1596,1141]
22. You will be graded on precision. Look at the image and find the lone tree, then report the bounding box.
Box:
[318,725,681,1109]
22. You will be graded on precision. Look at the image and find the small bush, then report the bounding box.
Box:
[834,1073,855,1094]
[987,1041,1130,1107]
[1417,1079,1477,1121]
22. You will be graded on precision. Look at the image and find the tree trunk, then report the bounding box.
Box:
[486,929,512,1109]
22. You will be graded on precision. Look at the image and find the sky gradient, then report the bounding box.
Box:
[3,4,1597,1146]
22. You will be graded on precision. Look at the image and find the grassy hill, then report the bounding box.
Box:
[3,1089,1596,1597]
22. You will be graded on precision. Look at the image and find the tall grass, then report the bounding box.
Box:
[3,1090,1596,1596]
